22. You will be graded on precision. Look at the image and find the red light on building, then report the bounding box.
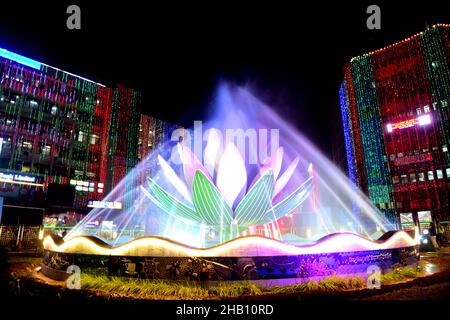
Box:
[340,24,450,228]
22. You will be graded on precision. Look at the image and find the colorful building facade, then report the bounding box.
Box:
[340,24,450,230]
[0,47,170,225]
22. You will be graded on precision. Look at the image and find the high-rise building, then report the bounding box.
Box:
[138,114,179,162]
[340,24,450,231]
[0,47,168,225]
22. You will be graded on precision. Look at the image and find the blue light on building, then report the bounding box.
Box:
[0,48,42,70]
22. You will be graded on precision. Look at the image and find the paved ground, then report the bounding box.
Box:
[359,248,450,300]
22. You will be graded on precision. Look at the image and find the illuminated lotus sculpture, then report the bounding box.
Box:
[143,136,315,240]
[42,88,420,283]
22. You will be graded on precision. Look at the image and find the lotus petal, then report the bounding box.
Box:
[192,170,234,225]
[203,128,223,177]
[260,147,284,180]
[146,178,200,223]
[262,176,315,224]
[158,155,192,203]
[234,169,274,226]
[177,143,211,188]
[216,143,247,207]
[273,156,300,198]
[308,163,314,176]
[249,147,284,189]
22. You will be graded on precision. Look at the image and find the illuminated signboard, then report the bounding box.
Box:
[0,171,42,187]
[386,114,431,133]
[87,201,122,210]
[418,210,432,232]
[400,213,414,230]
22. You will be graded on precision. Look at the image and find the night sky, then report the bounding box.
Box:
[0,1,448,156]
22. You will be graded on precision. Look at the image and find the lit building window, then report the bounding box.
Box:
[22,141,32,150]
[416,107,421,115]
[389,154,395,161]
[90,134,99,145]
[443,145,448,152]
[424,105,430,113]
[446,168,450,178]
[392,176,399,184]
[51,106,58,115]
[66,110,74,119]
[427,171,434,181]
[436,170,443,179]
[418,172,425,182]
[41,145,51,156]
[409,173,416,183]
[401,175,408,184]
[78,131,85,142]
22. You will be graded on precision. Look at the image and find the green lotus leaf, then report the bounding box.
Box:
[147,177,199,223]
[234,169,274,226]
[192,170,234,226]
[262,176,315,224]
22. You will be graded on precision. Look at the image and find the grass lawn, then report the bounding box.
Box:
[78,262,425,299]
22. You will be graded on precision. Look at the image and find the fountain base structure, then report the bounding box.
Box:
[42,230,419,281]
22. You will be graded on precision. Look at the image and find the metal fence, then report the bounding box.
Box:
[0,225,41,251]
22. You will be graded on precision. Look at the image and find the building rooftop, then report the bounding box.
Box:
[0,47,105,87]
[350,23,450,62]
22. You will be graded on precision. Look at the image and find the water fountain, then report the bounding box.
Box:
[42,83,419,282]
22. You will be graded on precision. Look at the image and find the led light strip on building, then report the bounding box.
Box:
[0,47,104,86]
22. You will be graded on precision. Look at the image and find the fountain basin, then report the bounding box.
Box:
[42,230,419,281]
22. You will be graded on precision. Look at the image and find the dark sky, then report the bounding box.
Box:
[0,1,448,155]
